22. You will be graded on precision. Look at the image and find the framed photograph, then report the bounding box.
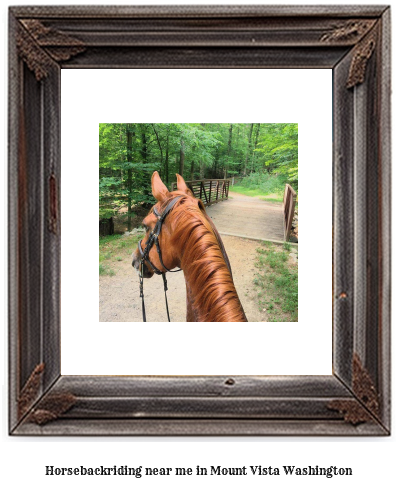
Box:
[96,120,300,325]
[9,5,391,435]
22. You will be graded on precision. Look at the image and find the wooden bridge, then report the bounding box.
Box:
[171,179,295,243]
[171,178,230,205]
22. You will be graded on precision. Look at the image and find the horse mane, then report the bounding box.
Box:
[165,193,247,322]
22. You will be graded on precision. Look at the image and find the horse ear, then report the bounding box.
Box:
[151,171,169,202]
[176,174,191,195]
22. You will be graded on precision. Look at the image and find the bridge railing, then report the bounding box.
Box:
[171,179,230,206]
[283,183,297,241]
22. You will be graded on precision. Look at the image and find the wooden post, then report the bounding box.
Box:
[283,183,297,241]
[201,181,208,203]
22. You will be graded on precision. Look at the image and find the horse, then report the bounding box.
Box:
[132,172,247,322]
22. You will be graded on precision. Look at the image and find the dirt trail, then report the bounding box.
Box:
[207,191,284,242]
[100,191,286,323]
[100,234,273,323]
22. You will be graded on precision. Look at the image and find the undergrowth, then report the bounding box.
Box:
[254,241,298,322]
[233,172,287,201]
[99,230,145,276]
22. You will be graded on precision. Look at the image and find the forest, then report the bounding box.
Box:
[99,123,298,231]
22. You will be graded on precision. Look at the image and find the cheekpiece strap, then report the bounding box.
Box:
[139,195,184,275]
[138,194,185,323]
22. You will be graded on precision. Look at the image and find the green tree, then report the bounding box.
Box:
[256,123,298,187]
[99,122,298,234]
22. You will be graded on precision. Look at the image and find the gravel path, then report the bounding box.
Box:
[207,191,284,242]
[100,234,271,322]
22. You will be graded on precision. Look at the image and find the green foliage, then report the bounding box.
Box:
[99,124,158,220]
[255,123,298,188]
[254,242,298,321]
[237,172,286,199]
[99,232,145,276]
[180,124,220,168]
[231,185,283,202]
[283,242,291,252]
[99,123,298,232]
[99,176,124,219]
[99,264,116,276]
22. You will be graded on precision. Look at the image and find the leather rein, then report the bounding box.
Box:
[137,195,184,322]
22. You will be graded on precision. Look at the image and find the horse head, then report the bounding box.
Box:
[132,171,247,322]
[131,171,196,277]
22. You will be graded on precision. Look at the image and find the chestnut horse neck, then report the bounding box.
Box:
[169,196,247,322]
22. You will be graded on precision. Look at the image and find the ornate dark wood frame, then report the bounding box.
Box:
[8,5,391,436]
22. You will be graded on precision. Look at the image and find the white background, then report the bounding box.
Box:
[1,1,397,491]
[61,68,332,376]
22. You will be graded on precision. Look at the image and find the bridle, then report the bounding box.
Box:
[137,195,184,322]
[137,194,236,322]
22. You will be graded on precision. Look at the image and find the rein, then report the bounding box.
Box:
[137,195,184,322]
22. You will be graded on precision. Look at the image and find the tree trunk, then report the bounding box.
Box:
[252,123,260,172]
[199,123,206,179]
[151,123,163,171]
[126,124,134,231]
[179,136,185,176]
[200,163,205,179]
[244,123,254,176]
[164,126,170,185]
[214,146,219,177]
[99,217,114,236]
[140,125,147,163]
[140,125,151,199]
[225,123,233,179]
[190,160,195,181]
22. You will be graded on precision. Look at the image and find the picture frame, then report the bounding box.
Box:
[8,5,391,436]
